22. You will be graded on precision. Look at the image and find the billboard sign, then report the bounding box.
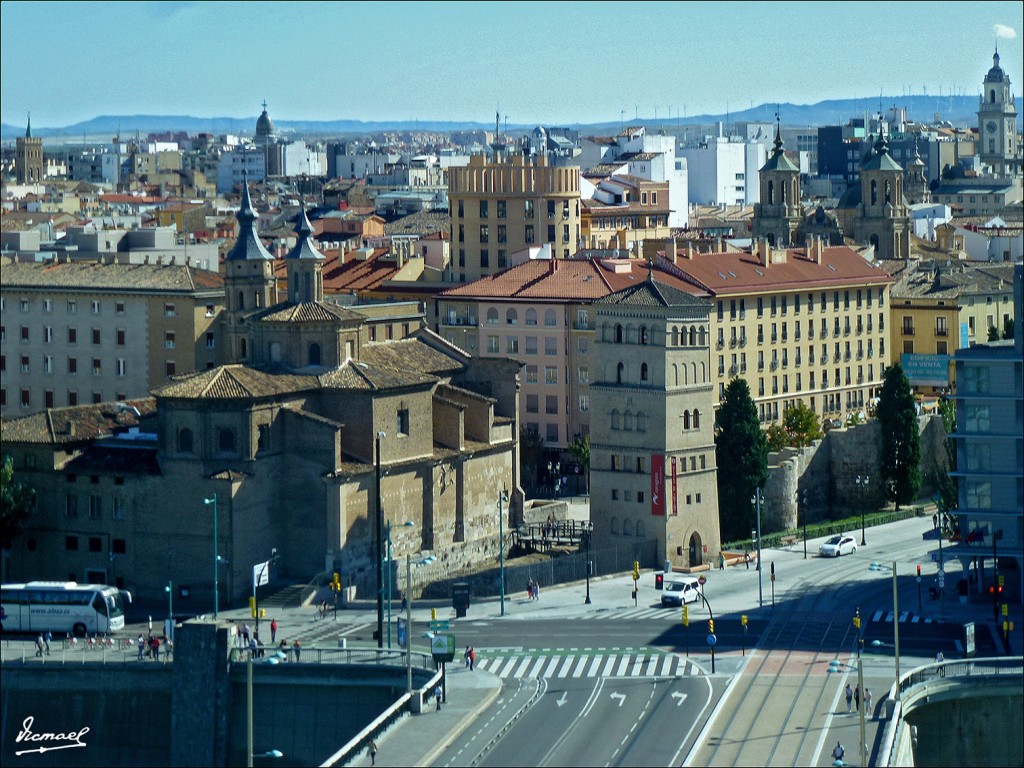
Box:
[901,353,951,387]
[651,454,665,516]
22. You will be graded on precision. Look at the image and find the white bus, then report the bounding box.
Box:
[1,581,130,638]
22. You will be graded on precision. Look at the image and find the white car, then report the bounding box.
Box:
[819,535,857,557]
[661,577,703,606]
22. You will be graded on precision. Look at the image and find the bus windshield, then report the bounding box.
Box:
[107,591,125,618]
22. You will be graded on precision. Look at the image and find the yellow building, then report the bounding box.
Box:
[662,239,894,422]
[580,175,671,251]
[447,154,581,283]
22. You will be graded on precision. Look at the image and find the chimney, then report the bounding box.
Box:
[665,237,678,264]
[757,238,770,268]
[684,240,695,260]
[813,236,824,264]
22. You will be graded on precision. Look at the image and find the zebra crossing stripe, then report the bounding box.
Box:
[602,656,617,677]
[660,655,674,676]
[631,655,645,676]
[543,657,561,677]
[872,610,884,622]
[645,656,659,676]
[513,657,533,677]
[557,656,576,677]
[912,615,920,623]
[616,655,632,676]
[572,657,588,678]
[588,655,604,677]
[498,657,519,677]
[529,656,547,678]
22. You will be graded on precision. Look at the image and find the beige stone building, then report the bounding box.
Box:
[659,239,895,422]
[447,154,581,282]
[15,116,43,184]
[1,258,224,418]
[589,278,720,569]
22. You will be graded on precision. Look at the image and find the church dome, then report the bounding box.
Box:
[985,51,1006,82]
[255,104,277,141]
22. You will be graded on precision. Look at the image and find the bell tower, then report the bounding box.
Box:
[977,49,1019,177]
[15,114,44,184]
[855,128,910,261]
[751,117,801,247]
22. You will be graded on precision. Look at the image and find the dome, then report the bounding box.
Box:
[255,104,277,141]
[985,51,1006,82]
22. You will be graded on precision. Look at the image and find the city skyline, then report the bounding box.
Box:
[1,0,1022,130]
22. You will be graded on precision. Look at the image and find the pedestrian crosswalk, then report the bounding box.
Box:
[286,620,372,647]
[573,605,696,622]
[870,610,937,624]
[472,649,695,680]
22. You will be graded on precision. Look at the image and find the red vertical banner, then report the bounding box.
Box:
[651,454,665,516]
[671,457,678,516]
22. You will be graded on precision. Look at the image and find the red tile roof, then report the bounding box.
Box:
[321,249,399,292]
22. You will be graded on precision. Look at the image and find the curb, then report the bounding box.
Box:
[414,671,503,768]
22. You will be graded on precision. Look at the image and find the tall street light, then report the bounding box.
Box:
[204,494,219,619]
[375,431,385,649]
[499,485,509,616]
[993,529,1003,623]
[752,487,763,608]
[386,521,415,648]
[856,474,869,546]
[800,489,808,559]
[583,521,593,604]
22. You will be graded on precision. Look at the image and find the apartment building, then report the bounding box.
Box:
[0,258,224,417]
[659,239,894,422]
[435,257,702,455]
[447,154,582,283]
[579,175,671,250]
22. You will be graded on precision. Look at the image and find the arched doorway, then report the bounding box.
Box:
[688,532,704,567]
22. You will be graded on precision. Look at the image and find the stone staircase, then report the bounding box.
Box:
[258,582,315,610]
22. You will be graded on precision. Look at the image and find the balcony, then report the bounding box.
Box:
[729,365,739,375]
[820,355,828,364]
[781,359,789,369]
[729,338,738,348]
[808,329,815,339]
[572,320,593,330]
[902,327,915,336]
[739,336,747,347]
[716,340,725,350]
[770,360,779,371]
[935,328,948,337]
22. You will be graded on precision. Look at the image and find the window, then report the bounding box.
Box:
[579,395,589,412]
[165,361,176,377]
[65,536,79,551]
[66,494,78,518]
[524,200,534,218]
[206,332,215,348]
[116,358,126,376]
[506,336,519,354]
[218,428,236,452]
[479,200,488,218]
[164,303,176,317]
[545,395,558,414]
[548,200,556,219]
[526,394,539,413]
[67,300,77,313]
[525,336,538,355]
[497,225,507,243]
[544,338,557,356]
[545,366,558,384]
[525,365,538,383]
[479,225,489,243]
[497,200,507,219]
[544,309,556,327]
[525,224,535,244]
[91,328,101,345]
[165,331,176,349]
[89,495,103,520]
[578,366,589,383]
[116,301,126,314]
[487,335,499,353]
[397,408,410,436]
[21,355,30,373]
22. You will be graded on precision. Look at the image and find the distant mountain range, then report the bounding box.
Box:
[3,96,1017,143]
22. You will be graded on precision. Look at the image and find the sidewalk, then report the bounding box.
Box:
[348,666,502,768]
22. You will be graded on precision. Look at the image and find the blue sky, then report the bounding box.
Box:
[1,1,1022,128]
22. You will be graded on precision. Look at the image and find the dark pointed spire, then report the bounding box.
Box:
[226,172,274,262]
[285,200,323,262]
[874,124,888,156]
[25,112,32,139]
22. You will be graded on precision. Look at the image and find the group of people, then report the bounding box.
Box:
[278,638,301,662]
[34,631,52,656]
[463,645,476,670]
[843,682,872,716]
[526,579,541,600]
[136,633,171,660]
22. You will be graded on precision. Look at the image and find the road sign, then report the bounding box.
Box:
[430,620,450,631]
[252,560,270,589]
[707,634,717,646]
[431,633,455,662]
[698,575,707,586]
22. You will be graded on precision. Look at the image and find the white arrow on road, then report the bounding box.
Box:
[610,692,626,707]
[671,692,688,707]
[556,691,568,707]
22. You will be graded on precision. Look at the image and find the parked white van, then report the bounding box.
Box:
[661,576,703,607]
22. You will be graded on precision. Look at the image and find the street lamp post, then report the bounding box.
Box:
[499,486,509,617]
[204,494,219,619]
[375,431,385,649]
[165,580,173,636]
[584,522,593,605]
[405,553,413,696]
[856,607,867,767]
[752,488,763,608]
[386,520,392,648]
[993,529,1003,623]
[856,475,869,546]
[800,489,808,559]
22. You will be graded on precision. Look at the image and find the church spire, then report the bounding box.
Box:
[226,172,274,262]
[25,112,32,139]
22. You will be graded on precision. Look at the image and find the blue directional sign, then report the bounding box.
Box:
[707,634,717,646]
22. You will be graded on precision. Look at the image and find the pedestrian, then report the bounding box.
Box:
[863,688,872,719]
[434,684,443,710]
[153,634,161,661]
[400,594,408,612]
[469,646,476,671]
[718,552,725,570]
[844,683,853,713]
[832,741,845,762]
[35,634,45,657]
[279,639,288,660]
[137,634,145,661]
[43,630,52,655]
[935,650,944,663]
[932,513,938,530]
[464,645,471,669]
[249,636,258,659]
[242,623,251,645]
[854,685,860,711]
[270,618,278,644]
[369,740,377,767]
[292,639,301,663]
[147,633,155,659]
[744,549,751,570]
[534,581,540,600]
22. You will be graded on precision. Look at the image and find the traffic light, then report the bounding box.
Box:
[708,619,714,634]
[916,564,921,577]
[741,614,748,626]
[431,607,437,621]
[682,605,689,626]
[632,561,640,581]
[655,573,664,590]
[249,596,257,617]
[853,615,861,630]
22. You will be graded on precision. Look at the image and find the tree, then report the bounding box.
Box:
[715,378,768,542]
[987,325,1000,342]
[765,424,789,452]
[567,434,590,494]
[876,364,922,510]
[1002,317,1015,340]
[932,398,959,539]
[1,454,36,553]
[783,401,824,447]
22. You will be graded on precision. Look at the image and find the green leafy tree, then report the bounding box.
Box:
[877,364,922,510]
[715,378,768,541]
[987,325,1000,342]
[1002,317,1015,340]
[1,454,36,553]
[783,401,824,447]
[765,423,789,452]
[932,398,959,539]
[567,434,590,489]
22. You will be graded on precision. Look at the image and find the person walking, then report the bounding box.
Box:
[270,618,278,644]
[153,634,161,661]
[292,639,301,663]
[464,645,471,669]
[434,684,443,710]
[718,552,725,570]
[35,634,45,657]
[368,740,377,767]
[137,634,145,661]
[863,688,873,719]
[854,685,860,711]
[832,741,845,762]
[469,646,476,671]
[43,630,52,655]
[844,683,853,713]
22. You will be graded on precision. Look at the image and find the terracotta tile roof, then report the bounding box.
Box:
[322,249,400,292]
[153,365,317,399]
[1,260,224,292]
[659,245,893,295]
[250,301,364,324]
[361,335,466,378]
[383,211,450,237]
[438,257,705,302]
[598,279,713,309]
[1,398,157,445]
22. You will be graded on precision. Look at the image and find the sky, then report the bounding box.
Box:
[2,1,1022,129]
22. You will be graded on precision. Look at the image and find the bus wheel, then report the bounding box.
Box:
[72,623,87,638]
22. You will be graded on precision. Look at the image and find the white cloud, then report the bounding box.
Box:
[993,24,1017,39]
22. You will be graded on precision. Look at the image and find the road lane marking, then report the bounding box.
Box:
[588,655,603,677]
[572,656,588,677]
[557,655,576,677]
[513,657,532,677]
[602,656,617,677]
[631,655,645,676]
[645,655,659,675]
[616,655,631,676]
[543,657,561,677]
[661,655,675,676]
[529,657,547,677]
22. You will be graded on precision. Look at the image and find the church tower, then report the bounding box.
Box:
[286,202,325,304]
[977,49,1019,177]
[222,177,278,363]
[854,128,910,261]
[904,137,930,205]
[751,120,801,247]
[15,115,44,184]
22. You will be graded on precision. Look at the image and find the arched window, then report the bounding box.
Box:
[681,364,688,385]
[624,411,634,431]
[780,180,786,203]
[544,309,556,327]
[254,290,262,309]
[611,517,620,535]
[698,327,707,346]
[526,308,538,326]
[870,180,877,205]
[990,89,996,104]
[177,428,193,454]
[683,411,691,430]
[693,409,701,429]
[640,325,649,345]
[672,363,679,386]
[687,326,694,346]
[637,412,647,432]
[617,362,625,384]
[870,234,879,250]
[238,291,245,310]
[610,410,621,430]
[767,233,776,247]
[506,308,518,325]
[218,428,235,453]
[304,272,312,302]
[672,327,679,346]
[622,519,633,536]
[615,324,623,343]
[625,325,636,344]
[486,308,498,325]
[240,338,248,359]
[309,343,321,366]
[700,361,706,381]
[767,180,774,205]
[640,363,648,382]
[635,520,645,538]
[692,362,698,383]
